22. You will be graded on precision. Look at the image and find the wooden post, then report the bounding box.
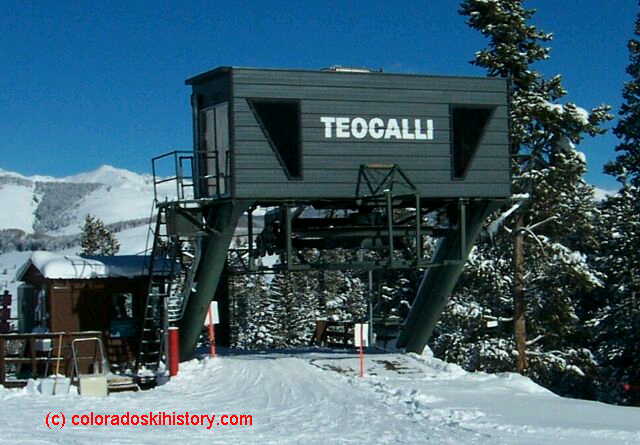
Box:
[52,333,64,395]
[29,337,36,379]
[513,214,528,374]
[344,323,349,347]
[0,336,5,386]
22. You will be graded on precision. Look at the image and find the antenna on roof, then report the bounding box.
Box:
[321,65,383,73]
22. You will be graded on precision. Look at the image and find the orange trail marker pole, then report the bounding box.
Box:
[169,327,179,376]
[207,305,216,358]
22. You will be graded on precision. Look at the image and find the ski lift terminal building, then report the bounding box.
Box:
[185,66,510,201]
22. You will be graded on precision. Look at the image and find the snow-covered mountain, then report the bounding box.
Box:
[0,165,171,244]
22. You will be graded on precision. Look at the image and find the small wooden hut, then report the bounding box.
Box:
[0,252,152,386]
[15,252,150,335]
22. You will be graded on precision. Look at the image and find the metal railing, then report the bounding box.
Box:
[152,151,195,203]
[0,331,103,388]
[151,150,231,203]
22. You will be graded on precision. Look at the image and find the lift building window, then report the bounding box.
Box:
[451,106,494,179]
[248,99,302,180]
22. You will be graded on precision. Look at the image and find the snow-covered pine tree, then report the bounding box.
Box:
[317,249,368,323]
[229,272,265,349]
[604,11,640,187]
[595,8,640,405]
[595,187,640,405]
[431,0,611,397]
[269,271,295,348]
[244,272,281,349]
[288,271,320,346]
[79,214,120,256]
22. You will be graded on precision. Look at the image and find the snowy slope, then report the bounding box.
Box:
[0,183,37,233]
[0,351,638,444]
[54,183,152,235]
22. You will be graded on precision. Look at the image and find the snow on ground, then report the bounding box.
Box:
[0,350,638,444]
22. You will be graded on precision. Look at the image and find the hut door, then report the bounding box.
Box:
[199,102,229,197]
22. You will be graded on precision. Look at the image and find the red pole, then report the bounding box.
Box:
[207,305,217,358]
[359,324,364,377]
[169,327,179,377]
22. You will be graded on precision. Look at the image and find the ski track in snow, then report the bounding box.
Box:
[1,352,638,444]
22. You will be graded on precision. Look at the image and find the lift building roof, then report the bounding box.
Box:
[186,66,511,201]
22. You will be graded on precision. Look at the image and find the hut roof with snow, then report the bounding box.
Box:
[16,252,151,281]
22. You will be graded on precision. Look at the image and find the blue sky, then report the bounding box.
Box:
[0,1,636,190]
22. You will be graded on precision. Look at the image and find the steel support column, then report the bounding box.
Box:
[396,199,503,353]
[178,200,252,360]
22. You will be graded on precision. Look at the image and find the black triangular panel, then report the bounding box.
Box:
[452,107,493,178]
[248,99,302,179]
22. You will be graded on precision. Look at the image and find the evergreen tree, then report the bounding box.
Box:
[432,0,611,396]
[229,271,269,349]
[79,214,120,256]
[244,273,281,349]
[288,271,321,346]
[595,186,640,405]
[605,9,640,187]
[595,8,640,405]
[317,249,368,323]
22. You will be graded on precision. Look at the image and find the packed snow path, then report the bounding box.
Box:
[0,351,638,444]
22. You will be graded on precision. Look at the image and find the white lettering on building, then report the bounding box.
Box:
[320,116,434,140]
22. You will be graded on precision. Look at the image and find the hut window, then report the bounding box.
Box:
[112,293,133,320]
[248,99,302,179]
[451,106,493,179]
[34,288,48,328]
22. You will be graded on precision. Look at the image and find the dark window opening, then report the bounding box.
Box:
[451,106,493,179]
[248,99,302,179]
[198,102,229,197]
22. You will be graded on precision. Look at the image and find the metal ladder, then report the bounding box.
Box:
[135,204,203,384]
[135,206,176,382]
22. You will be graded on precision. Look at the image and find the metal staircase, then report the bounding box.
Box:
[166,239,201,322]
